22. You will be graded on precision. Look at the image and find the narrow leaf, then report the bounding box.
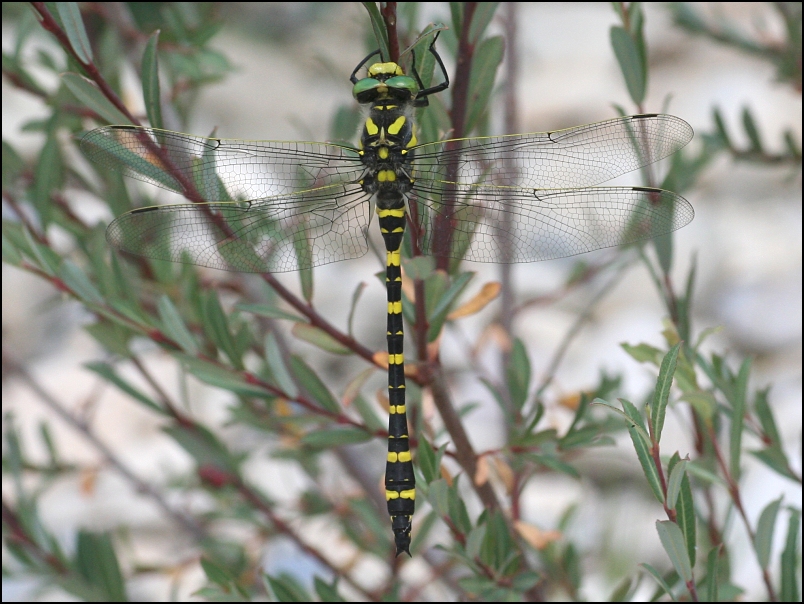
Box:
[651,343,681,443]
[753,496,782,569]
[666,459,687,510]
[84,361,163,413]
[291,323,352,355]
[62,73,131,126]
[610,26,646,105]
[157,295,198,354]
[656,520,693,583]
[628,424,664,504]
[729,357,750,479]
[56,3,93,64]
[289,356,339,413]
[780,508,801,602]
[264,332,298,398]
[640,563,679,602]
[300,427,371,448]
[141,31,163,130]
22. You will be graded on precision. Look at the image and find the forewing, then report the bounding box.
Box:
[106,183,372,272]
[412,183,694,263]
[412,114,693,189]
[80,126,364,201]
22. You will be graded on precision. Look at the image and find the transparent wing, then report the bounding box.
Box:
[106,183,372,272]
[80,126,364,201]
[412,183,694,263]
[412,114,693,189]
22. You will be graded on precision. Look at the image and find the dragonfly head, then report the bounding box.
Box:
[352,61,419,104]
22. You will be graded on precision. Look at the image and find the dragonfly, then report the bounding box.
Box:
[80,37,694,556]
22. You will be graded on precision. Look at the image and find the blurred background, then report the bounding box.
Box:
[2,2,801,601]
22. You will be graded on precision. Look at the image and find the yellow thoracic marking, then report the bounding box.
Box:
[388,353,404,365]
[400,489,416,500]
[369,62,403,77]
[376,208,405,218]
[388,116,406,136]
[386,490,398,500]
[387,250,400,266]
[385,105,397,110]
[377,169,396,182]
[365,118,379,136]
[387,301,402,314]
[378,146,389,159]
[407,127,418,148]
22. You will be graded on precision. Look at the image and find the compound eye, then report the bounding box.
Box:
[352,77,381,102]
[385,75,418,99]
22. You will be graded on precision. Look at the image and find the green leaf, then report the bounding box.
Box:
[351,393,384,433]
[656,520,693,583]
[729,357,750,479]
[59,260,103,305]
[465,35,504,134]
[468,2,500,44]
[301,427,371,448]
[202,292,241,368]
[361,2,389,61]
[427,271,473,341]
[753,496,782,569]
[157,295,198,354]
[347,281,367,336]
[84,361,163,413]
[62,73,132,126]
[675,463,697,567]
[712,107,733,148]
[264,332,298,398]
[71,531,126,601]
[621,342,663,365]
[199,556,235,586]
[164,422,237,472]
[665,458,687,510]
[427,478,449,517]
[32,130,63,225]
[180,355,274,399]
[235,302,304,322]
[465,523,488,560]
[651,343,681,443]
[591,398,651,446]
[741,106,763,152]
[641,563,679,602]
[291,323,352,355]
[265,573,310,602]
[628,424,664,504]
[753,387,780,445]
[289,356,339,413]
[703,545,720,602]
[141,30,163,130]
[505,338,531,410]
[750,446,797,480]
[417,436,437,483]
[56,2,93,64]
[313,577,345,602]
[610,26,646,105]
[780,508,801,602]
